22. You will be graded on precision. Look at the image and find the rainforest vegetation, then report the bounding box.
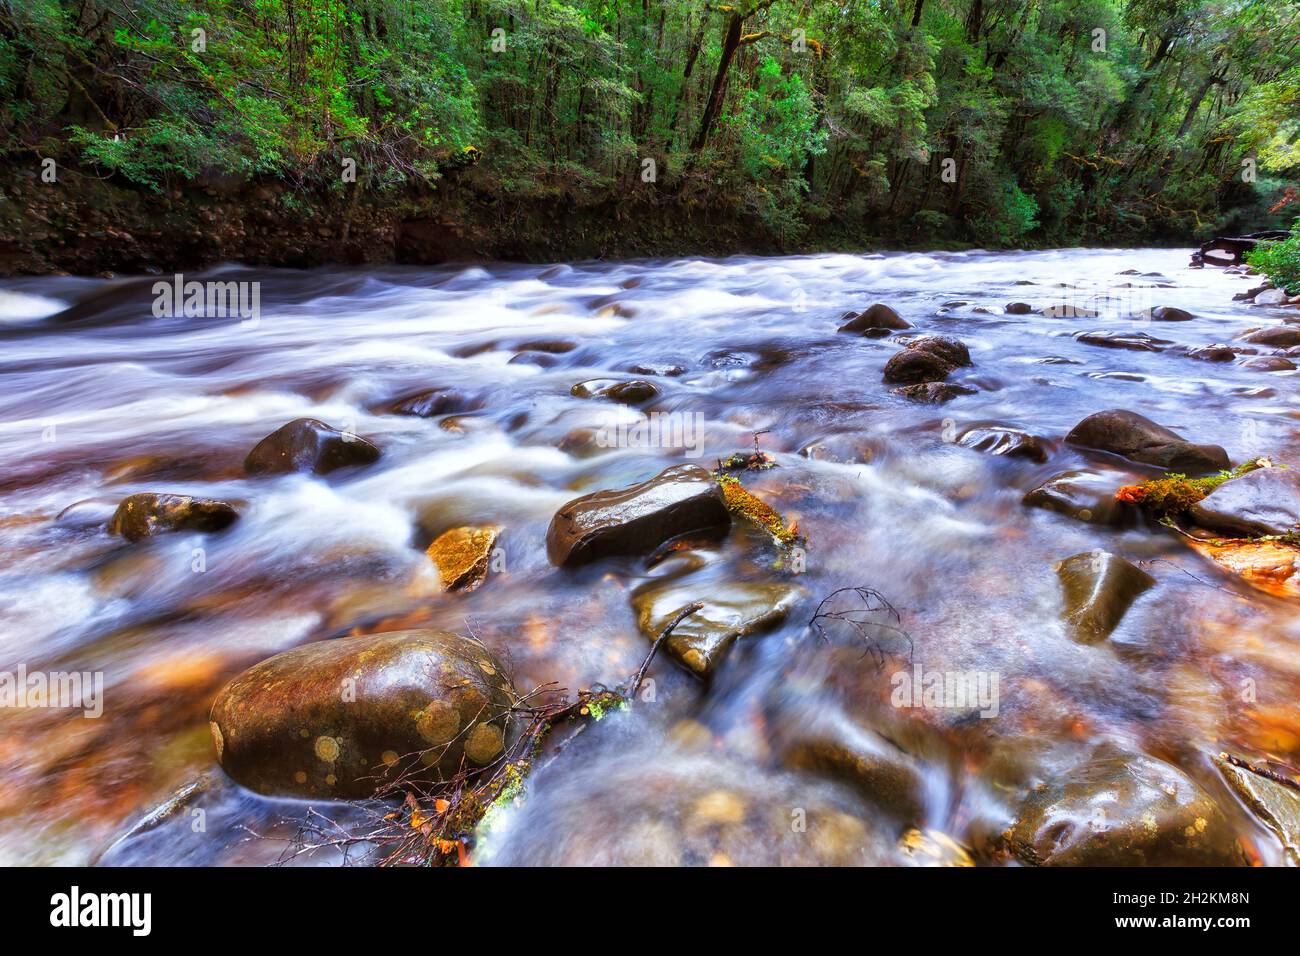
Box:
[2,0,1299,252]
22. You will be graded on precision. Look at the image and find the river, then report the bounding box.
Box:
[0,248,1296,865]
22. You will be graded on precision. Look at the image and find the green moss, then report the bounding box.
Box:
[1116,459,1273,515]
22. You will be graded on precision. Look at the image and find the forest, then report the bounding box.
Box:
[1,0,1298,257]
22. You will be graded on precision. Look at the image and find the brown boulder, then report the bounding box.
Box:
[107,493,239,542]
[244,418,381,476]
[546,464,730,567]
[1065,409,1229,473]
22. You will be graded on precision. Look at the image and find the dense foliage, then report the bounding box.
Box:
[1247,216,1300,292]
[3,0,1299,246]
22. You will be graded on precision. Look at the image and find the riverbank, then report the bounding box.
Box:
[0,164,1204,279]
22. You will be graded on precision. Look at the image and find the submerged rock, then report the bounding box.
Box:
[882,335,972,385]
[776,707,925,822]
[546,464,730,567]
[956,425,1052,463]
[1244,356,1296,371]
[1023,470,1135,526]
[1055,550,1155,643]
[426,526,499,591]
[382,387,477,417]
[209,629,516,799]
[1075,330,1170,352]
[1004,749,1242,866]
[631,579,804,675]
[244,418,381,476]
[107,493,238,542]
[894,382,975,403]
[1216,755,1300,863]
[1142,306,1194,322]
[1065,409,1229,473]
[1187,345,1238,362]
[838,303,910,336]
[1189,467,1300,537]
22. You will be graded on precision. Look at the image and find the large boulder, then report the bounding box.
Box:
[631,578,804,675]
[1055,550,1155,643]
[209,629,516,799]
[882,336,972,385]
[108,493,238,542]
[1004,748,1242,866]
[546,464,730,567]
[1023,470,1136,526]
[1189,467,1300,537]
[1065,409,1229,473]
[838,303,910,337]
[244,418,381,476]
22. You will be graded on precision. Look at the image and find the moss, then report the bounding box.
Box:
[715,473,804,550]
[1115,459,1273,516]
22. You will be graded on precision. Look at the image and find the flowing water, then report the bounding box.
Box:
[1,249,1298,865]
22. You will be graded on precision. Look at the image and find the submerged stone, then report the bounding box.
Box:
[570,378,660,404]
[209,629,515,799]
[631,579,804,675]
[1055,550,1155,643]
[894,382,975,403]
[546,464,729,567]
[1004,748,1242,866]
[956,425,1052,463]
[108,493,238,542]
[427,526,499,591]
[1023,470,1135,526]
[244,418,381,476]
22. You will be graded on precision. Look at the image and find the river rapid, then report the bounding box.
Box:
[0,248,1297,866]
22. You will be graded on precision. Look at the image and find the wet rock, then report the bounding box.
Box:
[209,629,516,799]
[1244,356,1296,371]
[882,335,972,384]
[1075,330,1170,352]
[244,418,381,476]
[798,433,881,464]
[1023,470,1135,526]
[1254,288,1287,306]
[546,464,730,567]
[631,579,804,675]
[1055,550,1155,643]
[509,351,559,368]
[776,708,926,822]
[1065,409,1230,473]
[570,378,661,404]
[894,382,976,404]
[1242,326,1300,348]
[1188,467,1300,537]
[107,493,238,542]
[1042,304,1099,318]
[956,425,1052,463]
[1216,756,1300,863]
[439,414,499,436]
[1186,345,1238,362]
[382,387,476,418]
[628,362,686,377]
[1141,306,1194,322]
[838,303,910,337]
[1004,302,1034,314]
[426,526,499,592]
[1004,748,1242,866]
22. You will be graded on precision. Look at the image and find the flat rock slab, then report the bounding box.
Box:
[631,579,804,675]
[546,464,730,567]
